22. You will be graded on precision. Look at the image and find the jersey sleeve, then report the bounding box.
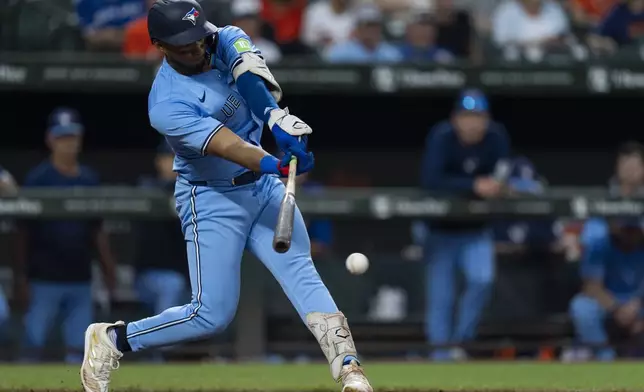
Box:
[149,99,224,156]
[215,26,262,74]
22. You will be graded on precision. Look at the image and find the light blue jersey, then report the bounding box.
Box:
[148,26,263,182]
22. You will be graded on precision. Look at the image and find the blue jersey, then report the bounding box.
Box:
[581,219,644,299]
[75,0,145,31]
[149,26,264,183]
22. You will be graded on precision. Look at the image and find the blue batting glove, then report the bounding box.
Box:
[267,108,312,161]
[260,153,314,177]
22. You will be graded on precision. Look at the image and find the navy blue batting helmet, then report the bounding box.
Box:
[148,0,217,46]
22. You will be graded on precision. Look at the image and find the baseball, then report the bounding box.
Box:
[345,253,369,275]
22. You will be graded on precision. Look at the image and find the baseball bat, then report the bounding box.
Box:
[273,155,298,253]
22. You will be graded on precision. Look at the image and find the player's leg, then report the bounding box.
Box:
[61,282,93,363]
[569,294,613,360]
[21,281,64,362]
[81,183,251,392]
[453,231,495,345]
[424,232,459,360]
[247,176,371,392]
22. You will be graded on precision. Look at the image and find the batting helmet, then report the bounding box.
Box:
[148,0,217,46]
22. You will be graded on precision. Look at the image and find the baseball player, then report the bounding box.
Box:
[80,1,372,392]
[420,88,511,361]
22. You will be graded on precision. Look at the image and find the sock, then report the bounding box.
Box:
[343,355,360,366]
[110,324,132,353]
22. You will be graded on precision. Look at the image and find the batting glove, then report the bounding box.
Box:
[268,108,312,161]
[259,153,315,177]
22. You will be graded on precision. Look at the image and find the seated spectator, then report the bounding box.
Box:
[76,0,146,51]
[434,0,474,59]
[261,0,313,56]
[232,0,283,63]
[297,173,333,257]
[568,0,619,28]
[123,0,162,60]
[301,0,356,52]
[588,0,644,55]
[325,4,402,63]
[491,0,571,56]
[399,13,454,63]
[570,217,644,361]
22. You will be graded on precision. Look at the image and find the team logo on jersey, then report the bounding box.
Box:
[182,7,200,26]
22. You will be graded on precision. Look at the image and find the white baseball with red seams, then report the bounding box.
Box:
[345,253,369,275]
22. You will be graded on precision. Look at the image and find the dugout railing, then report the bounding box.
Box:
[0,186,640,361]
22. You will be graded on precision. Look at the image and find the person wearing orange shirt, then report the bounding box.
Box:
[569,0,618,27]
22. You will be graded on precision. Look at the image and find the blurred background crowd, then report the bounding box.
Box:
[2,0,644,63]
[1,0,644,368]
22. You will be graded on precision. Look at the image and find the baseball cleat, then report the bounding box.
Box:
[340,360,373,392]
[80,321,124,392]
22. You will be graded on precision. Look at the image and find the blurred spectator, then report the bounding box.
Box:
[261,0,313,55]
[134,141,188,355]
[325,4,402,63]
[491,0,571,56]
[399,12,454,63]
[75,0,146,51]
[434,0,474,59]
[0,166,18,196]
[232,0,283,63]
[568,0,619,28]
[123,0,162,60]
[589,0,644,55]
[14,108,116,363]
[301,0,356,52]
[570,217,644,361]
[420,89,510,361]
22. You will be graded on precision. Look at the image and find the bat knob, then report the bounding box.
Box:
[273,240,291,253]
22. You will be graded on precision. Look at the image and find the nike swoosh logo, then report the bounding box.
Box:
[199,91,206,103]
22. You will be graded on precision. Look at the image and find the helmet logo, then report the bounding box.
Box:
[182,7,200,25]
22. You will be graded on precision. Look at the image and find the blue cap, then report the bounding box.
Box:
[456,88,488,113]
[157,139,174,155]
[48,107,83,137]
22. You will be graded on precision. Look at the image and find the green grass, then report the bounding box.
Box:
[0,362,643,391]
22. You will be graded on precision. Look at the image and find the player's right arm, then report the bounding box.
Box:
[149,99,294,175]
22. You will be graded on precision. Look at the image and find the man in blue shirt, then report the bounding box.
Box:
[570,217,644,361]
[14,107,117,364]
[76,0,146,50]
[398,13,454,64]
[420,88,511,361]
[325,4,402,64]
[80,2,372,392]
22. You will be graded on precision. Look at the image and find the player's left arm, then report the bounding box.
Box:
[216,27,312,160]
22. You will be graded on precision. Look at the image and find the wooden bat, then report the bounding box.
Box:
[273,155,298,253]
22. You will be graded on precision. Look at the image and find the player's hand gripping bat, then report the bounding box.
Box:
[273,155,298,253]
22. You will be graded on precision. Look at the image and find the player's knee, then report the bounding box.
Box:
[195,301,237,335]
[465,270,494,294]
[570,294,603,323]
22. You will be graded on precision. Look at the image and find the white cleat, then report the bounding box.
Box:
[340,360,373,392]
[80,321,124,392]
